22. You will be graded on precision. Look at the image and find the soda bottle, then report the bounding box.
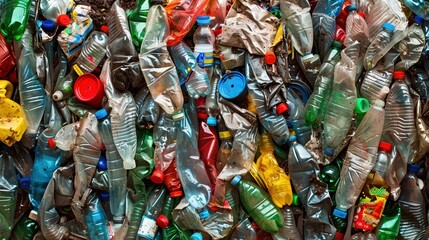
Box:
[163,159,183,198]
[304,40,343,126]
[398,164,427,239]
[128,0,150,48]
[162,196,192,239]
[134,128,155,178]
[0,150,18,239]
[85,195,109,240]
[231,175,285,233]
[205,58,221,126]
[376,201,401,240]
[29,128,64,213]
[39,0,71,26]
[364,22,395,70]
[11,215,39,240]
[256,131,293,208]
[0,0,31,42]
[137,185,168,240]
[286,88,312,144]
[395,15,425,71]
[193,16,215,80]
[139,5,184,117]
[95,109,127,223]
[76,31,109,74]
[334,100,385,219]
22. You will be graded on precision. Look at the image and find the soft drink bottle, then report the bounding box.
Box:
[194,16,215,80]
[163,159,183,198]
[231,175,285,233]
[76,31,109,73]
[256,132,293,208]
[11,215,39,239]
[205,58,221,126]
[364,22,395,70]
[398,164,427,239]
[333,100,385,219]
[139,5,184,117]
[304,40,343,126]
[29,128,64,213]
[39,0,71,26]
[134,128,155,177]
[395,15,425,70]
[286,88,312,144]
[96,109,127,223]
[0,150,18,239]
[85,195,109,240]
[376,201,401,240]
[137,185,168,240]
[0,0,31,41]
[128,0,150,48]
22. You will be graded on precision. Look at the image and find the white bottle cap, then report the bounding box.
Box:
[123,159,136,170]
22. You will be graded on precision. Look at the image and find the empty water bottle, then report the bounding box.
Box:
[205,58,221,126]
[286,88,312,145]
[84,195,109,240]
[359,57,394,102]
[0,150,18,239]
[364,22,395,70]
[395,15,425,71]
[344,4,369,47]
[76,31,109,73]
[194,16,215,80]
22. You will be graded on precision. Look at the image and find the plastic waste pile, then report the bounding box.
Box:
[1,0,429,239]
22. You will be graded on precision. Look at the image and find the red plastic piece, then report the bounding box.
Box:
[336,1,351,30]
[0,34,16,80]
[100,25,109,34]
[265,51,277,65]
[57,14,71,26]
[334,25,346,44]
[156,215,169,228]
[73,73,105,108]
[276,102,288,115]
[150,169,165,184]
[164,159,183,195]
[393,71,405,79]
[48,138,56,149]
[379,141,393,152]
[198,116,219,192]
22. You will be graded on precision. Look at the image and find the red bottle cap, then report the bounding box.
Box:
[393,71,405,79]
[156,215,169,228]
[335,232,345,240]
[57,14,71,27]
[276,102,288,115]
[170,190,183,198]
[73,73,105,108]
[150,169,164,184]
[379,141,393,152]
[100,25,109,34]
[213,28,222,37]
[48,138,56,149]
[265,51,277,65]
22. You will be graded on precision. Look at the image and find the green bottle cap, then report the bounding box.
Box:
[355,98,370,114]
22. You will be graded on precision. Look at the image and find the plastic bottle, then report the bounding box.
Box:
[304,40,343,126]
[398,164,427,239]
[0,150,18,239]
[373,141,393,181]
[272,206,301,240]
[76,31,109,73]
[162,196,192,239]
[286,88,312,144]
[163,159,183,198]
[175,100,211,214]
[0,0,31,41]
[12,142,33,190]
[376,201,401,240]
[231,175,285,233]
[128,0,150,48]
[85,195,109,240]
[402,0,428,21]
[334,100,385,219]
[230,218,257,240]
[359,59,393,102]
[256,132,293,208]
[39,0,71,26]
[297,53,322,87]
[193,16,215,80]
[11,216,39,240]
[344,5,369,46]
[137,186,168,240]
[139,5,184,117]
[364,22,395,70]
[29,128,64,212]
[216,117,233,174]
[409,66,429,102]
[134,127,155,178]
[205,58,221,126]
[95,109,127,223]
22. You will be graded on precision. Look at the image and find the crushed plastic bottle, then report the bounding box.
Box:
[364,22,395,70]
[0,150,18,239]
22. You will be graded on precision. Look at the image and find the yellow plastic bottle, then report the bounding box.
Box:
[256,131,293,207]
[0,80,27,146]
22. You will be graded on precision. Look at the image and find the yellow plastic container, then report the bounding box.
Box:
[0,80,27,146]
[256,132,293,207]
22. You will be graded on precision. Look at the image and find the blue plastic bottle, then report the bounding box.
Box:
[85,195,109,240]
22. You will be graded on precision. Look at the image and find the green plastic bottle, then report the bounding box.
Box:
[162,196,192,240]
[0,151,18,239]
[376,201,401,240]
[133,128,154,179]
[128,0,150,49]
[231,175,285,233]
[125,173,147,239]
[0,0,31,42]
[11,216,40,240]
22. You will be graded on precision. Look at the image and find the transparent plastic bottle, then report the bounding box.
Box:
[0,150,18,239]
[76,31,109,73]
[304,40,342,126]
[139,5,183,116]
[344,5,369,47]
[334,100,385,218]
[95,109,127,224]
[297,53,322,87]
[409,66,429,102]
[84,196,109,240]
[364,22,395,70]
[137,186,168,240]
[286,88,312,145]
[373,141,393,180]
[0,0,31,41]
[193,16,215,80]
[29,128,64,212]
[272,206,302,240]
[398,164,427,239]
[205,58,221,126]
[39,0,71,26]
[359,59,393,102]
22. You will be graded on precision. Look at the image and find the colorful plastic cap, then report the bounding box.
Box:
[156,215,169,228]
[57,14,71,27]
[393,71,405,79]
[378,141,392,153]
[150,169,165,184]
[74,73,105,108]
[346,4,357,12]
[333,208,347,219]
[382,22,395,32]
[196,16,211,25]
[207,116,217,126]
[265,51,277,65]
[276,102,288,115]
[231,175,242,186]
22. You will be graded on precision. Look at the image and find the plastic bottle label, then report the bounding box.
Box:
[137,216,158,239]
[196,52,213,67]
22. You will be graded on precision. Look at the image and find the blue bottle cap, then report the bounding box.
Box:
[100,191,109,201]
[333,208,347,219]
[196,16,211,25]
[346,4,357,12]
[19,176,31,190]
[324,148,335,156]
[231,175,242,186]
[382,22,395,32]
[415,15,424,25]
[288,82,311,104]
[198,208,210,219]
[95,108,108,120]
[97,155,108,171]
[190,232,203,240]
[206,116,217,126]
[408,164,420,174]
[42,20,56,31]
[218,71,248,101]
[288,135,297,142]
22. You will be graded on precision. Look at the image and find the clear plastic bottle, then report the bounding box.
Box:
[29,128,64,212]
[359,59,394,102]
[364,22,395,70]
[205,58,221,126]
[272,206,302,240]
[84,195,109,240]
[193,16,215,80]
[95,109,127,224]
[286,88,312,145]
[39,0,71,26]
[297,53,322,87]
[0,150,18,239]
[398,164,427,239]
[76,31,109,73]
[137,186,168,240]
[304,40,343,126]
[373,141,393,180]
[139,5,184,117]
[409,66,429,102]
[334,100,385,218]
[0,0,31,41]
[344,5,369,47]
